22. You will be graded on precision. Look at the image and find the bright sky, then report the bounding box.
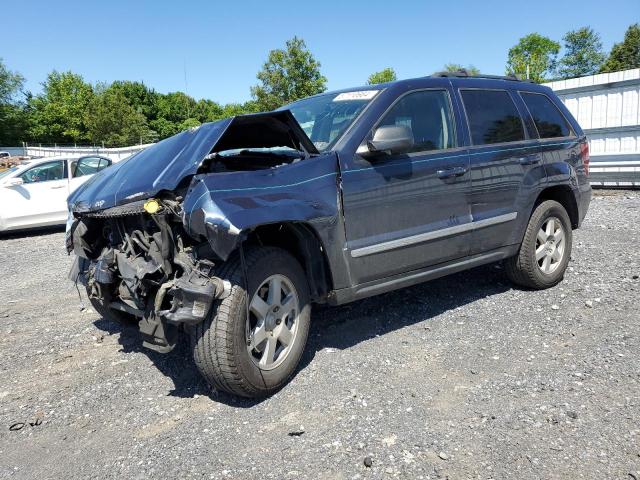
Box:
[3,0,638,104]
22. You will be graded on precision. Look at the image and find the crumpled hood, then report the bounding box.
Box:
[68,110,318,212]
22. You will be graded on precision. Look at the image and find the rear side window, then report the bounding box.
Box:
[521,92,573,138]
[72,157,111,178]
[378,90,455,153]
[461,90,525,145]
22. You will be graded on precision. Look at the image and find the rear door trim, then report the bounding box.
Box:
[350,212,517,258]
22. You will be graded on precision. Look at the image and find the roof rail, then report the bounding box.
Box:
[431,68,531,82]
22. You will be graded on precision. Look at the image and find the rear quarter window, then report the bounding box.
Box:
[520,92,574,139]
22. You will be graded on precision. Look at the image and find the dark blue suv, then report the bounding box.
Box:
[68,72,591,397]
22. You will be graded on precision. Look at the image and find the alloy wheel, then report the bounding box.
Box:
[535,216,566,274]
[246,274,300,370]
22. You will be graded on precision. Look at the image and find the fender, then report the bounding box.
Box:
[183,152,343,262]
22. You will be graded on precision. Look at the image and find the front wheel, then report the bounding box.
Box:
[191,247,311,398]
[505,200,573,289]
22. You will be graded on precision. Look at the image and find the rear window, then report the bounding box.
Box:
[521,92,573,139]
[461,90,525,145]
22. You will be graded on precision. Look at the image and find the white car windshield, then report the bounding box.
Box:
[282,90,379,151]
[0,167,19,181]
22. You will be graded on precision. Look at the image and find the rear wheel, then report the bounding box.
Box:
[191,247,311,398]
[505,200,572,289]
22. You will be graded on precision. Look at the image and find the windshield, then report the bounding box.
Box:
[0,167,18,181]
[282,90,379,151]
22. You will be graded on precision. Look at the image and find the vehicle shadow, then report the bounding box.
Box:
[92,261,512,407]
[300,262,511,369]
[0,225,65,239]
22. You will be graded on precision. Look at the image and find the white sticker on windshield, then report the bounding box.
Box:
[333,90,379,102]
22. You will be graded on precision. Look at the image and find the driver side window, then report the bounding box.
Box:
[379,90,456,153]
[20,160,67,184]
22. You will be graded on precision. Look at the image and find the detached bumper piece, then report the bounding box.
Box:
[159,261,224,325]
[140,260,224,353]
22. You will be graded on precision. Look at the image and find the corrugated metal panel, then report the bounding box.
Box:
[545,69,640,187]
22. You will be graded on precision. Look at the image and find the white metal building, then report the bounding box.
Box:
[544,68,640,187]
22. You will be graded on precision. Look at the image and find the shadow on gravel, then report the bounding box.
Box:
[299,262,511,370]
[0,225,65,240]
[93,316,211,398]
[93,261,511,406]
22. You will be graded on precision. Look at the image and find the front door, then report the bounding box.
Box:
[1,160,69,229]
[341,88,471,285]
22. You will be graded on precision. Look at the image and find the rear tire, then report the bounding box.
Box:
[505,200,572,289]
[190,247,311,398]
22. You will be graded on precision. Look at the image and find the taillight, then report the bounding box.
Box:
[581,142,590,176]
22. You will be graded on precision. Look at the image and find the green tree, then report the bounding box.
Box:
[179,117,201,130]
[600,23,640,73]
[367,68,397,85]
[84,85,149,147]
[251,37,327,111]
[0,58,24,104]
[110,80,159,120]
[156,91,198,123]
[28,71,94,143]
[557,27,606,79]
[149,117,180,139]
[0,59,27,145]
[442,63,480,75]
[195,98,224,123]
[506,33,560,83]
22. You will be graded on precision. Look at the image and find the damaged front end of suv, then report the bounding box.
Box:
[67,110,341,356]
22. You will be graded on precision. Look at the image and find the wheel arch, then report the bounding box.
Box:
[244,222,334,303]
[533,185,579,229]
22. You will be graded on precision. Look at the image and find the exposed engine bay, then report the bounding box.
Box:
[70,198,229,352]
[204,149,303,173]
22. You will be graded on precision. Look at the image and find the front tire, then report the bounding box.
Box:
[505,200,572,289]
[191,247,311,398]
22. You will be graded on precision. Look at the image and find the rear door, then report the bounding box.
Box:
[341,87,471,284]
[459,87,545,254]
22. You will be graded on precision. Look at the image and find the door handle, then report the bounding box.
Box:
[519,154,541,165]
[437,166,468,179]
[50,185,66,189]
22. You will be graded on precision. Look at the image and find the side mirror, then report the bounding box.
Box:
[363,125,414,157]
[5,177,24,187]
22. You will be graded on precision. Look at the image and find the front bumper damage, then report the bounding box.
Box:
[69,199,232,352]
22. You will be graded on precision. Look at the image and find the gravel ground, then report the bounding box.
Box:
[0,190,639,480]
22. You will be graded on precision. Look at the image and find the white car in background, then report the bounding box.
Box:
[0,155,113,232]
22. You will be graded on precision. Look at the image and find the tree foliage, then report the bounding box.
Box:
[109,80,158,120]
[251,37,327,111]
[600,23,640,73]
[0,58,24,105]
[0,58,27,145]
[84,85,150,147]
[557,27,606,79]
[27,71,94,143]
[442,63,480,75]
[367,68,397,85]
[506,33,560,83]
